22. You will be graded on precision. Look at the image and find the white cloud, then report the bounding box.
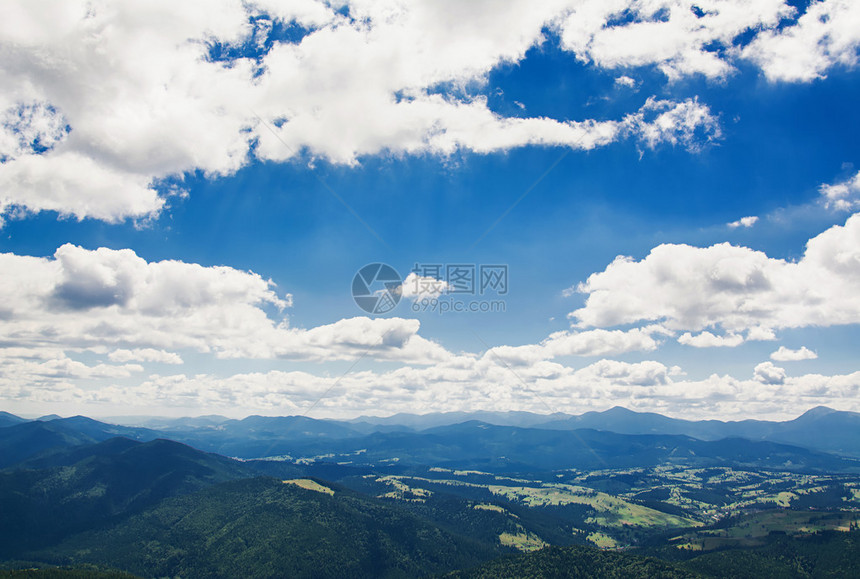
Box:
[0,0,848,226]
[742,0,860,82]
[754,361,786,385]
[747,326,777,341]
[0,346,145,405]
[250,0,335,27]
[108,348,184,365]
[399,272,450,301]
[17,355,860,421]
[728,215,759,228]
[485,326,668,365]
[0,152,165,224]
[614,75,637,88]
[0,0,751,226]
[0,102,69,162]
[0,243,285,351]
[241,316,455,364]
[624,96,721,151]
[675,327,775,348]
[678,331,744,348]
[558,0,859,84]
[573,358,677,387]
[771,346,818,361]
[569,213,860,336]
[0,244,452,365]
[255,93,719,162]
[820,171,860,211]
[0,0,255,224]
[558,0,793,80]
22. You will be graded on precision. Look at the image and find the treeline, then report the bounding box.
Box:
[442,545,701,578]
[446,529,860,579]
[28,477,495,579]
[0,568,138,579]
[684,529,860,578]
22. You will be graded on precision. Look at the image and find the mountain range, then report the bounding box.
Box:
[3,406,860,472]
[3,406,860,577]
[97,405,860,457]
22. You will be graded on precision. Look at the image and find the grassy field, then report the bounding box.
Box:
[354,468,860,552]
[585,531,620,549]
[487,483,700,530]
[282,479,334,495]
[498,529,547,552]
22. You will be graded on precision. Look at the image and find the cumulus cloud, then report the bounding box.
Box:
[8,0,843,225]
[614,75,637,88]
[108,348,184,365]
[0,244,450,365]
[0,102,69,162]
[558,0,793,80]
[399,272,450,301]
[573,358,678,387]
[0,152,165,225]
[728,215,759,228]
[678,331,744,348]
[485,326,669,365]
[771,346,818,361]
[820,171,860,211]
[239,316,454,363]
[742,0,860,82]
[754,361,787,385]
[569,213,860,338]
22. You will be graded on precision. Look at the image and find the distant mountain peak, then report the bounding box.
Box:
[798,406,838,419]
[36,414,63,421]
[0,411,27,428]
[603,406,638,415]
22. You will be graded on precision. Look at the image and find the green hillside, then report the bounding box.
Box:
[0,438,251,557]
[28,477,495,578]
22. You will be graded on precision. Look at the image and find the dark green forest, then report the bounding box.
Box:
[3,410,860,578]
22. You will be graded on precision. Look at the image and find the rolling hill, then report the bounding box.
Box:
[0,411,26,429]
[26,477,496,579]
[0,437,251,558]
[0,418,160,469]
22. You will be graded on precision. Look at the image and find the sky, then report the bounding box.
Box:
[1,0,860,421]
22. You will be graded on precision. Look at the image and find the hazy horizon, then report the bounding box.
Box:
[4,403,850,426]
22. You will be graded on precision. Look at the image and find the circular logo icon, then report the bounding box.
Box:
[352,263,402,314]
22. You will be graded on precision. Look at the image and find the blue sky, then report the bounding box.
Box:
[1,0,860,420]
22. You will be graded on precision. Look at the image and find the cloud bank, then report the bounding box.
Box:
[570,213,860,342]
[2,211,859,419]
[2,0,855,225]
